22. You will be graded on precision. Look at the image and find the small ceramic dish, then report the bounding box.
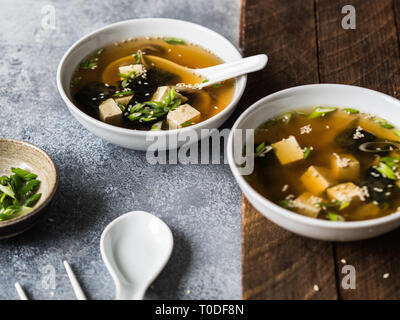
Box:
[228,84,400,242]
[0,139,58,238]
[57,18,246,151]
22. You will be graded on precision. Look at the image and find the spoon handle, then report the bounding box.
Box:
[197,54,268,87]
[15,282,29,300]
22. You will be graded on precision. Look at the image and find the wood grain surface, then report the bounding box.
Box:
[241,0,400,299]
[317,0,400,300]
[240,0,337,300]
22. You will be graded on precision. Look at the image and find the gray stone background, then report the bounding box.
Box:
[0,0,242,299]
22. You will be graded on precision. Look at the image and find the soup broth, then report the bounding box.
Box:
[245,107,400,221]
[70,37,234,130]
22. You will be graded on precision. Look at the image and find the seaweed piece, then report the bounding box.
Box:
[361,167,398,205]
[335,127,376,152]
[74,82,116,113]
[123,68,177,104]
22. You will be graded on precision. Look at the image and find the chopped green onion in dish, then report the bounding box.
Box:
[343,108,359,114]
[151,121,163,131]
[327,212,345,222]
[339,202,350,211]
[79,48,104,70]
[278,200,289,209]
[258,119,277,129]
[113,90,134,97]
[0,168,41,221]
[308,106,337,119]
[277,112,292,124]
[163,37,186,45]
[182,121,195,127]
[303,146,312,159]
[255,142,272,158]
[376,162,397,180]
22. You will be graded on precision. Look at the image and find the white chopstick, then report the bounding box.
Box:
[63,260,87,300]
[14,282,28,300]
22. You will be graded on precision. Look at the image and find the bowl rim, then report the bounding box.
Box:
[57,18,247,137]
[0,138,59,227]
[227,83,400,229]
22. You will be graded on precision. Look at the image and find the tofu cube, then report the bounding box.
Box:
[300,166,335,195]
[327,183,361,203]
[114,95,133,106]
[271,136,304,165]
[330,153,360,181]
[99,98,122,125]
[292,192,323,218]
[167,104,200,129]
[118,64,145,79]
[152,86,188,103]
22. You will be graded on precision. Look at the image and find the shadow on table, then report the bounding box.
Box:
[145,228,192,300]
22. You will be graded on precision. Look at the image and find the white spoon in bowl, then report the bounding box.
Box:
[145,54,268,89]
[100,211,173,300]
[102,54,268,88]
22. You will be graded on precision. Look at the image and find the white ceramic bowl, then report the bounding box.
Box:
[57,18,246,150]
[228,84,400,241]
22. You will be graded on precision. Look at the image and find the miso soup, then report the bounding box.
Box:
[70,37,234,130]
[245,107,400,221]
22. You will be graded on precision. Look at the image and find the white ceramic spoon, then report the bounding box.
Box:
[145,54,268,89]
[103,54,268,88]
[100,211,173,300]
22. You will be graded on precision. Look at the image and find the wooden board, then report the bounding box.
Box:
[317,0,400,299]
[240,0,337,300]
[241,0,400,299]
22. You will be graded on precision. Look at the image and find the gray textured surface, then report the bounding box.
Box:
[0,0,242,299]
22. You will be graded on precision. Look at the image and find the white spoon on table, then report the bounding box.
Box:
[100,211,173,300]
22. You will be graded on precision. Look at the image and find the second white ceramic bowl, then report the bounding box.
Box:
[57,18,246,151]
[228,84,400,241]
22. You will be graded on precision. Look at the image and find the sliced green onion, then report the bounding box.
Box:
[151,121,163,131]
[277,112,292,124]
[393,129,400,137]
[278,200,289,208]
[317,200,342,208]
[0,184,15,199]
[308,106,337,119]
[113,91,134,97]
[24,193,42,207]
[11,167,37,180]
[339,202,350,210]
[343,108,359,114]
[381,156,400,168]
[182,121,195,127]
[303,146,312,159]
[255,142,272,158]
[163,37,186,45]
[258,119,277,129]
[376,162,397,180]
[328,212,345,221]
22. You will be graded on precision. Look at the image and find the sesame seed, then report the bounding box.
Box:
[313,284,319,291]
[340,259,347,264]
[383,273,390,279]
